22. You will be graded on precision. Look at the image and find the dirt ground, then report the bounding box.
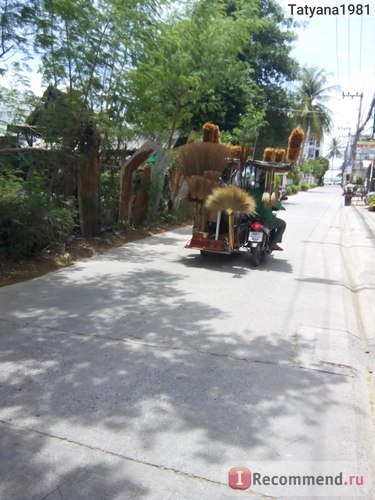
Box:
[0,222,189,288]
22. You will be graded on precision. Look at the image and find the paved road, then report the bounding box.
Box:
[0,186,374,498]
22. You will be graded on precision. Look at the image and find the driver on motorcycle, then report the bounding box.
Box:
[249,172,286,251]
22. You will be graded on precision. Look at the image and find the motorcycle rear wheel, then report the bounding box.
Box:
[250,246,261,266]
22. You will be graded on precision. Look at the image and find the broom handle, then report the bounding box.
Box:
[215,211,221,240]
[229,213,234,250]
[193,201,200,233]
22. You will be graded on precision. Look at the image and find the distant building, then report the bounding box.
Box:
[354,138,375,167]
[353,137,375,188]
[302,135,322,160]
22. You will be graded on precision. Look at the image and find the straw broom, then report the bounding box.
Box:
[274,148,286,163]
[206,185,256,249]
[270,190,280,206]
[202,122,220,143]
[286,128,305,163]
[263,147,274,162]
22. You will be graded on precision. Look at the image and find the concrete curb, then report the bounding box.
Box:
[352,199,375,238]
[351,199,375,428]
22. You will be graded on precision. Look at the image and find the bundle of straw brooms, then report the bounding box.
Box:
[202,122,221,143]
[176,142,228,201]
[175,141,229,230]
[262,128,305,164]
[260,128,305,208]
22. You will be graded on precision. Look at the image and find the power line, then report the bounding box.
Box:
[347,17,351,87]
[359,16,363,75]
[335,0,340,87]
[342,92,364,175]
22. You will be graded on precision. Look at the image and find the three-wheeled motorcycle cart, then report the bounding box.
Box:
[184,159,293,260]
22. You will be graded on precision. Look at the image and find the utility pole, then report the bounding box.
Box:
[342,92,363,181]
[338,126,351,185]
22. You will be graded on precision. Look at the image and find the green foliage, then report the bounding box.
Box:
[255,88,297,156]
[300,183,309,191]
[27,85,91,148]
[287,168,301,186]
[126,0,268,146]
[369,194,375,211]
[158,199,194,224]
[294,66,336,141]
[0,176,75,259]
[0,77,38,132]
[326,137,342,161]
[273,174,283,188]
[300,157,328,183]
[1,0,334,253]
[0,0,36,67]
[231,83,267,147]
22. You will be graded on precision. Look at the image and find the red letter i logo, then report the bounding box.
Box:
[228,467,251,489]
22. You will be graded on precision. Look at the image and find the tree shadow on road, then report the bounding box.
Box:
[0,261,358,496]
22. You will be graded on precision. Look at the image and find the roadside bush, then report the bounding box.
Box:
[285,185,293,196]
[291,185,299,194]
[0,176,75,259]
[157,198,194,224]
[300,183,309,191]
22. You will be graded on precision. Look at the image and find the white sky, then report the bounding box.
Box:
[279,0,375,155]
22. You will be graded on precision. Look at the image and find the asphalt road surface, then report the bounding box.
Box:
[1,185,374,498]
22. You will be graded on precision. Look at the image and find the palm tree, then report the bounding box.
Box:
[294,66,336,149]
[326,137,342,182]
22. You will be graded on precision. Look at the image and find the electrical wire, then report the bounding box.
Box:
[347,16,351,88]
[359,16,363,76]
[335,0,340,87]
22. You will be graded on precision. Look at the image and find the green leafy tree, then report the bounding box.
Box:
[187,0,299,152]
[0,0,37,72]
[29,0,167,153]
[236,0,299,152]
[294,66,335,143]
[300,157,329,184]
[326,137,342,171]
[19,0,167,235]
[126,0,264,147]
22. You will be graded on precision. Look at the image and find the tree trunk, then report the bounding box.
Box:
[77,134,101,238]
[119,141,158,223]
